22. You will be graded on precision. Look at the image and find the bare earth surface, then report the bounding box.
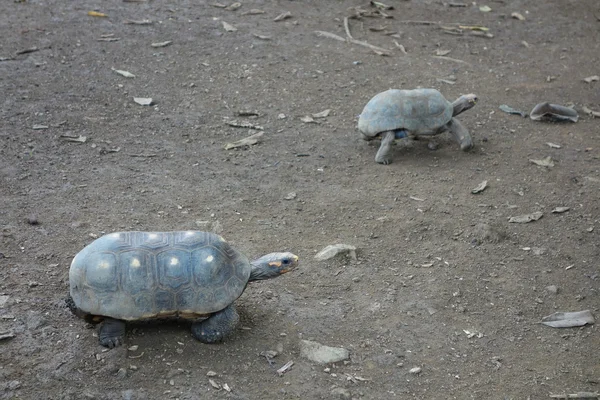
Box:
[1,1,599,399]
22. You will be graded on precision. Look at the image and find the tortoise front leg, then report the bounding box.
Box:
[99,317,126,348]
[191,304,240,344]
[447,118,473,151]
[375,130,396,165]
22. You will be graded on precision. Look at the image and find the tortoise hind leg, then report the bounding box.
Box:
[447,117,473,151]
[375,130,396,165]
[99,318,126,348]
[191,304,240,344]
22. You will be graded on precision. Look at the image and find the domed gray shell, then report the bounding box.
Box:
[358,89,453,137]
[69,231,251,320]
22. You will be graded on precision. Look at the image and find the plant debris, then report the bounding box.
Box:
[541,310,595,328]
[88,11,107,18]
[499,104,527,117]
[312,109,331,118]
[551,207,570,213]
[508,211,543,223]
[511,12,525,21]
[529,156,555,168]
[274,11,292,22]
[277,361,294,376]
[224,132,264,150]
[530,103,578,122]
[112,68,135,78]
[60,134,87,143]
[133,97,153,106]
[222,21,237,32]
[549,393,600,399]
[546,142,562,148]
[471,180,488,194]
[582,106,600,118]
[225,2,241,11]
[583,75,599,83]
[225,120,263,130]
[370,1,394,10]
[32,124,48,130]
[151,41,172,48]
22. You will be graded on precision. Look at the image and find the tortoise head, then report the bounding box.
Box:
[249,252,299,281]
[452,93,478,116]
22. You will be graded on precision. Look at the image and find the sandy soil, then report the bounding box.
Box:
[1,0,599,399]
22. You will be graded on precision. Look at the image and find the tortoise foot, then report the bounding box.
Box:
[191,304,239,344]
[99,318,126,348]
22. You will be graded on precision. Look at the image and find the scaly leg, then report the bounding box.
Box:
[191,304,240,344]
[99,318,126,348]
[447,118,473,151]
[375,130,396,165]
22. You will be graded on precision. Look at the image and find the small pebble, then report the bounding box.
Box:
[26,215,39,225]
[116,368,127,379]
[206,371,217,377]
[545,285,559,294]
[409,367,422,374]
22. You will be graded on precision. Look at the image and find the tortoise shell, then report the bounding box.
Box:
[358,88,453,137]
[69,231,251,320]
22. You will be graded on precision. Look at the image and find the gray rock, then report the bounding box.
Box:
[0,295,9,308]
[300,340,349,364]
[545,285,559,294]
[331,387,351,399]
[7,380,21,390]
[26,312,47,330]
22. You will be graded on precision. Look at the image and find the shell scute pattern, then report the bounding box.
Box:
[359,89,453,136]
[69,231,251,320]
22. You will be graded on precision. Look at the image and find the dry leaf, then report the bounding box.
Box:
[274,11,292,22]
[370,1,393,10]
[551,207,570,213]
[60,135,87,143]
[529,156,554,167]
[471,180,488,194]
[112,68,135,78]
[133,97,153,106]
[434,49,451,56]
[541,310,595,328]
[208,379,221,389]
[252,33,271,40]
[225,120,263,130]
[151,41,172,48]
[508,212,543,223]
[479,5,492,12]
[312,109,331,118]
[511,12,525,20]
[223,132,264,150]
[300,116,317,123]
[546,142,561,148]
[458,25,489,31]
[583,75,599,83]
[225,2,241,11]
[88,11,107,17]
[222,21,237,32]
[32,124,48,130]
[211,3,227,8]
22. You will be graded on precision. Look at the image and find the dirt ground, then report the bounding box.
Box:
[1,0,599,399]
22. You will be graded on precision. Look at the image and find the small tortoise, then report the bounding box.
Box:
[358,88,478,164]
[67,231,298,347]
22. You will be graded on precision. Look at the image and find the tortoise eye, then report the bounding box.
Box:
[282,259,290,265]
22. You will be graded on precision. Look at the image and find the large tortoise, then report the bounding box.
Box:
[358,88,478,164]
[67,231,299,347]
